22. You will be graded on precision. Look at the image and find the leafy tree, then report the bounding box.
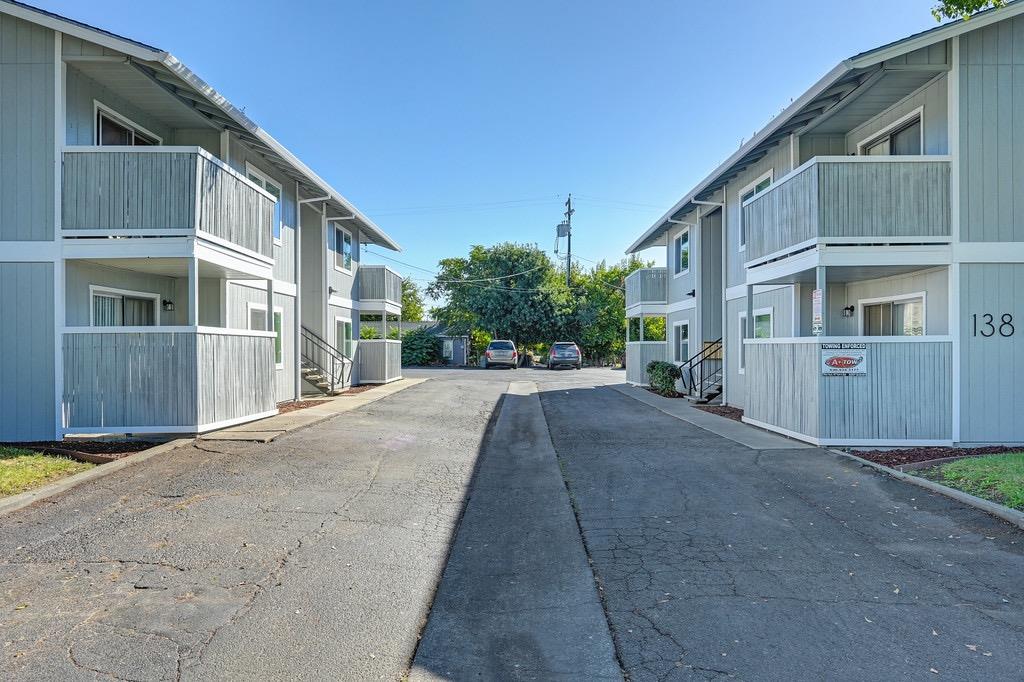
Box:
[933,0,1002,20]
[401,327,439,365]
[401,279,425,322]
[572,256,654,364]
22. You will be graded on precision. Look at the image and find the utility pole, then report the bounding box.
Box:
[564,194,574,287]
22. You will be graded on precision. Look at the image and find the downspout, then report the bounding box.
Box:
[294,180,302,401]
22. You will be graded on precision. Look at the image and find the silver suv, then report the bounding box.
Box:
[483,340,518,369]
[547,342,582,370]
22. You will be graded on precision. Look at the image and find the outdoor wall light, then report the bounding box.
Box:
[687,289,696,298]
[841,305,855,317]
[162,299,175,312]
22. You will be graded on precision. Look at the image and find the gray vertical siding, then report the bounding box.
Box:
[358,266,402,302]
[745,340,952,442]
[625,268,667,306]
[328,225,360,298]
[666,211,697,304]
[0,14,54,241]
[845,74,948,155]
[960,14,1024,242]
[64,260,184,326]
[700,213,723,342]
[196,332,276,425]
[625,342,667,385]
[226,283,296,402]
[195,154,274,257]
[724,288,795,408]
[0,262,55,440]
[960,264,1024,442]
[64,65,173,146]
[842,267,949,335]
[357,340,402,383]
[798,134,846,163]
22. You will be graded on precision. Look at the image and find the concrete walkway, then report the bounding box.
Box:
[410,381,622,681]
[201,378,426,442]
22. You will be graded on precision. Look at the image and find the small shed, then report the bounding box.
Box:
[400,321,470,366]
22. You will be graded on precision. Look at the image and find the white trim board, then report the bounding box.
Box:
[328,295,359,310]
[743,335,952,345]
[726,283,791,301]
[666,298,697,313]
[62,409,280,436]
[740,416,953,448]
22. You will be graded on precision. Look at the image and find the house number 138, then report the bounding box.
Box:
[972,313,1015,337]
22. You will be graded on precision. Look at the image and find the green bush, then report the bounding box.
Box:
[360,326,381,340]
[402,327,440,366]
[646,360,681,395]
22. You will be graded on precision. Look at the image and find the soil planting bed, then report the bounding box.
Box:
[694,405,744,422]
[644,387,686,399]
[851,445,1021,469]
[340,385,377,395]
[3,440,156,464]
[277,400,330,414]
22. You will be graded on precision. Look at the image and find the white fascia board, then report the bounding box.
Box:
[666,298,696,313]
[62,236,193,260]
[725,283,792,301]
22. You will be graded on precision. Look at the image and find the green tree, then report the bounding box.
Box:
[571,256,654,363]
[933,0,1002,20]
[401,278,425,322]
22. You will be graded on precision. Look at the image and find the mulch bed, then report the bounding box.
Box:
[693,405,744,422]
[339,385,376,395]
[277,400,330,414]
[3,440,156,464]
[644,387,686,399]
[851,445,1021,469]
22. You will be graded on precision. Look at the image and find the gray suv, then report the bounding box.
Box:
[547,342,582,370]
[483,340,518,369]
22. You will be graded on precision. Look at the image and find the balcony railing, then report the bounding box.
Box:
[742,157,951,264]
[743,337,953,445]
[61,327,277,433]
[358,265,403,305]
[358,339,402,384]
[62,147,276,259]
[625,268,668,308]
[625,342,667,386]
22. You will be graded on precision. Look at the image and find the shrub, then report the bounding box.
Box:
[402,327,440,366]
[360,326,381,340]
[646,360,681,395]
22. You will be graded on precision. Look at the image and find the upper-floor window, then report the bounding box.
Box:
[333,225,353,272]
[95,102,161,146]
[738,171,773,251]
[672,228,689,277]
[246,164,283,243]
[858,110,922,156]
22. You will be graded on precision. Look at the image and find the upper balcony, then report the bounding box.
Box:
[358,264,403,314]
[62,146,276,266]
[625,267,668,314]
[742,156,951,267]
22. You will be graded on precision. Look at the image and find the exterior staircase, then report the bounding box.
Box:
[679,338,723,404]
[300,326,352,395]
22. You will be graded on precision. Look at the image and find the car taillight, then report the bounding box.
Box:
[512,351,518,357]
[550,350,556,356]
[485,351,492,358]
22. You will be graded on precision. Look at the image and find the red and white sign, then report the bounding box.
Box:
[821,343,867,376]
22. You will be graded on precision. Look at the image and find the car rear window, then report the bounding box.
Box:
[553,343,577,350]
[489,341,515,350]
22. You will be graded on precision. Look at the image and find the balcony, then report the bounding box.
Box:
[743,337,953,446]
[358,264,403,314]
[62,146,276,261]
[61,327,277,434]
[625,267,668,313]
[357,339,403,384]
[742,157,951,266]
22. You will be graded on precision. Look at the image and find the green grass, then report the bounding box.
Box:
[0,447,94,497]
[923,452,1024,511]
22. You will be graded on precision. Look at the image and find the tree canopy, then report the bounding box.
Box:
[933,0,1002,20]
[401,278,425,322]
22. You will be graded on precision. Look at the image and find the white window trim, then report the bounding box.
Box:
[245,162,284,245]
[737,170,774,252]
[88,285,161,326]
[672,227,690,279]
[672,321,690,365]
[856,106,925,156]
[738,306,774,374]
[93,100,163,146]
[333,224,354,274]
[247,301,285,369]
[334,315,355,358]
[856,291,927,336]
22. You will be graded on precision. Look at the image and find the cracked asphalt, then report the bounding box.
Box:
[540,384,1024,681]
[0,376,504,681]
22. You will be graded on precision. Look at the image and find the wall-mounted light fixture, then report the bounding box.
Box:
[162,299,175,312]
[841,305,855,318]
[687,289,696,298]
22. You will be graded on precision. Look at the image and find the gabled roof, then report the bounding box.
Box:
[0,0,401,251]
[626,0,1024,254]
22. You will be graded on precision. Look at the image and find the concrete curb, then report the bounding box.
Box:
[0,438,194,518]
[828,448,1024,531]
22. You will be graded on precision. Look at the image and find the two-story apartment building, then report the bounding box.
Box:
[626,3,1024,447]
[0,1,404,442]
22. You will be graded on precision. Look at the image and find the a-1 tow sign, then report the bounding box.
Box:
[821,343,867,376]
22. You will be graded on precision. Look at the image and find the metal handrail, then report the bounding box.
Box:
[679,338,723,400]
[300,325,353,393]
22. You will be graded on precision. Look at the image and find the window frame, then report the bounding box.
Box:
[856,291,927,337]
[738,306,774,374]
[334,315,355,358]
[247,301,285,369]
[737,170,774,252]
[93,101,162,146]
[88,285,161,327]
[332,224,354,274]
[856,107,924,157]
[672,321,690,364]
[672,227,690,278]
[245,163,284,244]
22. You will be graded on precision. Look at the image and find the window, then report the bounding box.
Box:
[859,110,922,157]
[673,322,690,363]
[89,286,159,327]
[333,225,353,272]
[672,228,689,276]
[739,308,773,372]
[738,172,773,250]
[95,103,160,146]
[248,303,284,368]
[336,318,354,358]
[246,164,283,243]
[860,294,925,336]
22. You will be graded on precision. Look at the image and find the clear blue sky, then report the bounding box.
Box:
[40,0,941,285]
